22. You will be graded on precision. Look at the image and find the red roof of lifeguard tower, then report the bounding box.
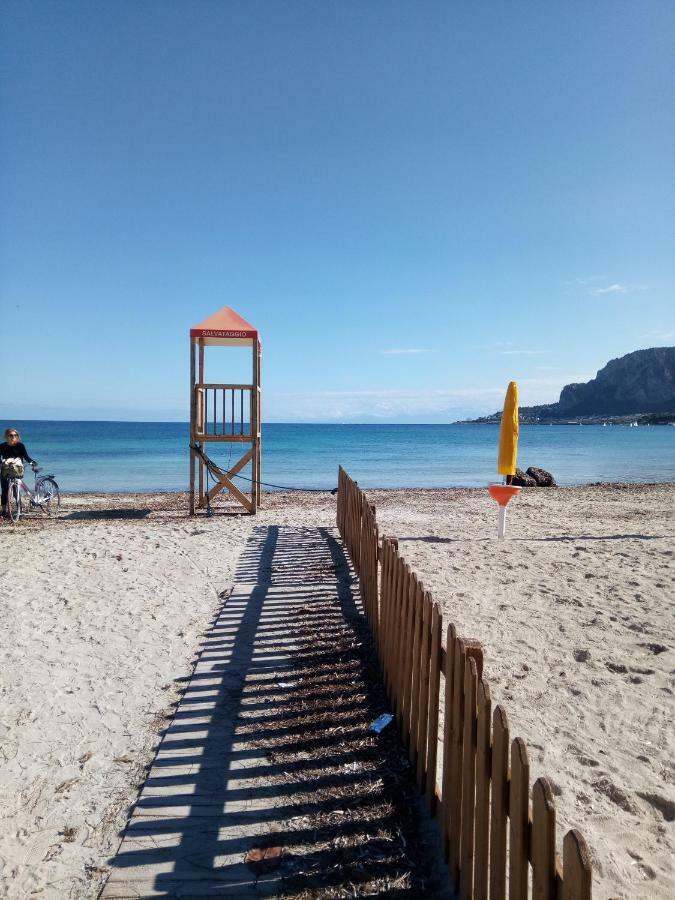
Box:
[190,306,259,346]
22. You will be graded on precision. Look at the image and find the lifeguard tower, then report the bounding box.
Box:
[189,307,261,515]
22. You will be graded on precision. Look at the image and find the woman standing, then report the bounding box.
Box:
[0,428,36,516]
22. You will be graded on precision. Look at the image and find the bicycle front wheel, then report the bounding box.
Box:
[7,479,21,522]
[36,477,60,515]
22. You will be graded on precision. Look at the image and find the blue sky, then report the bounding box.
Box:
[1,1,673,422]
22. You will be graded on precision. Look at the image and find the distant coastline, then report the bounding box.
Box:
[455,412,675,426]
[459,346,675,426]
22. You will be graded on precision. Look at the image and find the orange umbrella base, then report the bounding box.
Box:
[488,484,522,507]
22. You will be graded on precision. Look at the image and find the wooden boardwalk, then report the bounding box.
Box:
[102,525,444,899]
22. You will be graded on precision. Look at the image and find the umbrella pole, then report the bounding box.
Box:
[489,484,520,540]
[497,505,507,540]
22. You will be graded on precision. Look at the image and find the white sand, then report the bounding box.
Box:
[370,483,675,898]
[0,485,672,899]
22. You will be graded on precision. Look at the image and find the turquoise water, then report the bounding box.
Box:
[6,421,675,493]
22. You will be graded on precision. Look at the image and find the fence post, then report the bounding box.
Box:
[441,623,457,860]
[562,830,593,900]
[415,592,433,791]
[383,540,399,693]
[371,519,379,638]
[391,555,408,716]
[425,602,442,814]
[489,706,510,900]
[347,477,354,560]
[394,562,409,728]
[509,738,530,900]
[449,637,466,889]
[474,679,492,900]
[408,577,425,767]
[460,655,479,899]
[392,550,407,708]
[532,777,557,900]
[379,537,393,675]
[400,568,417,748]
[358,492,366,581]
[353,480,361,573]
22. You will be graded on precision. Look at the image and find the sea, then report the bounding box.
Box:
[5,420,675,494]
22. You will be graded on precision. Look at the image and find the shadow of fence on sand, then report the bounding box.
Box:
[102,524,443,898]
[63,509,152,521]
[397,532,663,544]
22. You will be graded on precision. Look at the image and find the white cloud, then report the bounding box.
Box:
[564,275,605,288]
[380,348,435,355]
[591,283,649,296]
[265,388,503,421]
[264,377,590,422]
[592,283,627,295]
[517,374,593,389]
[498,349,547,356]
[640,329,675,342]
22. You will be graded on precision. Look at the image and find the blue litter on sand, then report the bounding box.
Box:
[369,713,394,733]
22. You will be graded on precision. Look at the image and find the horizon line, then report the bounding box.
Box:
[3,417,492,426]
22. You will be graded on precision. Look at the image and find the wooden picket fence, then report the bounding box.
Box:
[336,466,593,899]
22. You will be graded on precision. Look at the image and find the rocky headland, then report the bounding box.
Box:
[459,346,675,425]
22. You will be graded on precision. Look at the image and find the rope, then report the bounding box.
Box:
[232,472,337,493]
[190,443,336,494]
[191,443,228,479]
[204,460,213,517]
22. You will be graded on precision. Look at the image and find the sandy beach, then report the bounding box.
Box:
[0,484,673,899]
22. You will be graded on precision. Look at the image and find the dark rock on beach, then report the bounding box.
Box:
[511,467,556,487]
[526,466,556,486]
[511,468,537,487]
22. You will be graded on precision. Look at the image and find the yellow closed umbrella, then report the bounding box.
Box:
[497,380,519,478]
[489,381,521,539]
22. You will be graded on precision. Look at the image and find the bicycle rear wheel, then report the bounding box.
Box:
[7,480,21,522]
[36,477,60,514]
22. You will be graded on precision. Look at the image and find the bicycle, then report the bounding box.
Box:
[4,463,60,523]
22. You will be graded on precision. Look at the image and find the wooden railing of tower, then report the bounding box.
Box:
[194,385,253,440]
[336,466,593,900]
